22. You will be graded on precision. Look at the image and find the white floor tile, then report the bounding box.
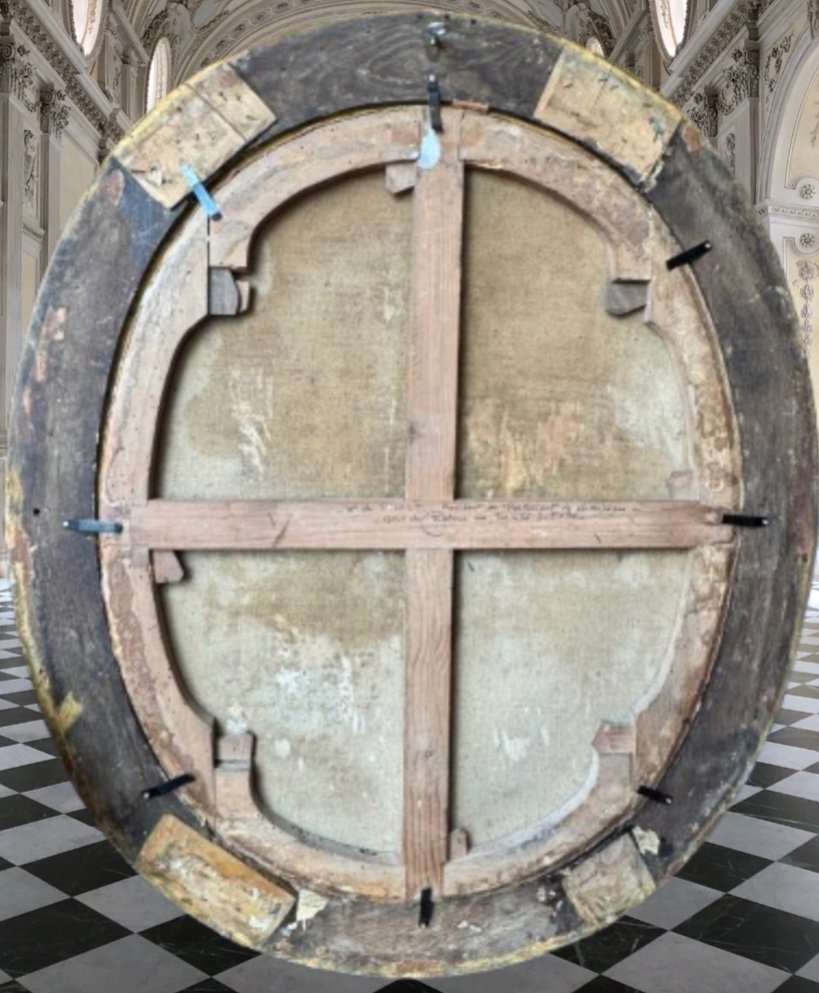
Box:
[769,771,819,802]
[626,877,722,930]
[217,954,387,993]
[18,935,206,993]
[0,698,17,711]
[0,666,29,678]
[732,862,819,922]
[0,743,53,771]
[793,661,819,674]
[78,875,183,932]
[24,781,85,813]
[791,715,819,732]
[0,677,33,695]
[435,953,596,992]
[0,814,104,865]
[0,719,49,742]
[782,694,819,715]
[0,867,66,921]
[758,740,819,768]
[0,783,14,799]
[799,950,819,982]
[707,811,815,859]
[0,650,22,660]
[606,932,788,993]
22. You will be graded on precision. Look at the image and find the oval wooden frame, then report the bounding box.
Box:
[7,15,817,977]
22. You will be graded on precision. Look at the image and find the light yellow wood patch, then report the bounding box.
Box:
[534,48,681,182]
[137,814,295,947]
[117,66,275,209]
[562,832,656,928]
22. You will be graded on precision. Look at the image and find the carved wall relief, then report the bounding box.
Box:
[22,128,38,213]
[724,132,736,174]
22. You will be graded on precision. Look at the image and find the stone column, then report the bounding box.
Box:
[0,26,33,573]
[39,84,68,262]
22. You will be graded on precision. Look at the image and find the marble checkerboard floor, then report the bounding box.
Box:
[3,580,819,993]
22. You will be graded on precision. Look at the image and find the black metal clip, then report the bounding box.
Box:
[142,773,195,800]
[666,241,713,270]
[62,518,123,535]
[722,513,770,528]
[419,887,435,927]
[638,785,674,805]
[427,74,443,133]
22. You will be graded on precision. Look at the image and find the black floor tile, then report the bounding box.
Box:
[554,918,664,974]
[773,979,819,993]
[768,727,819,749]
[789,673,819,684]
[0,691,37,706]
[783,834,819,872]
[731,791,819,833]
[178,983,238,993]
[0,899,129,976]
[675,894,819,972]
[674,841,772,891]
[141,915,259,975]
[0,737,14,748]
[0,856,11,870]
[374,984,443,993]
[24,736,58,756]
[25,839,135,896]
[0,707,36,729]
[0,982,31,992]
[67,807,98,827]
[776,707,817,725]
[0,758,68,792]
[0,794,59,830]
[807,762,819,774]
[785,686,819,700]
[749,762,800,787]
[574,979,642,993]
[178,982,240,993]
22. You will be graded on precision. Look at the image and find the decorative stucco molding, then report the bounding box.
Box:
[7,0,123,141]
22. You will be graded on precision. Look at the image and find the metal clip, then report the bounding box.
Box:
[638,785,673,805]
[722,513,770,528]
[142,773,195,800]
[427,73,443,133]
[666,240,712,270]
[180,163,223,220]
[419,887,435,927]
[62,518,123,535]
[425,20,447,48]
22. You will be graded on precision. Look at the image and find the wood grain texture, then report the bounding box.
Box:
[406,112,465,501]
[232,15,561,144]
[402,115,464,899]
[403,549,454,898]
[633,123,819,884]
[6,163,198,856]
[128,499,732,550]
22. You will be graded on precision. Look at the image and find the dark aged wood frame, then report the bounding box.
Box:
[6,13,818,978]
